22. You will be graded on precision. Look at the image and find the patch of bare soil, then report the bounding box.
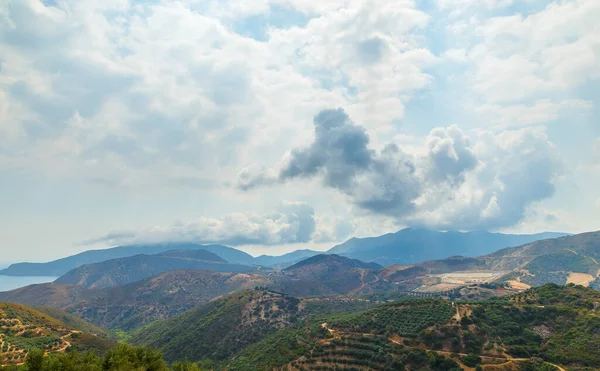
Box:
[566,272,594,287]
[506,280,531,290]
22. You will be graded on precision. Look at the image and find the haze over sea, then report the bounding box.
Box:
[0,265,57,292]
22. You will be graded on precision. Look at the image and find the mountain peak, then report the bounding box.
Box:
[283,254,382,282]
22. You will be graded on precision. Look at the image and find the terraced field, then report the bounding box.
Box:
[0,303,115,366]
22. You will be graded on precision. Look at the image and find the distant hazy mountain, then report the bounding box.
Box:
[54,249,265,289]
[1,228,568,277]
[253,249,322,268]
[0,243,256,277]
[329,228,569,265]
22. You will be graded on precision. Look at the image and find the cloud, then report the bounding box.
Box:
[82,201,333,247]
[417,126,563,230]
[467,0,600,102]
[434,0,600,134]
[311,215,354,243]
[0,0,438,189]
[239,108,564,230]
[241,108,421,216]
[424,125,478,185]
[267,1,435,133]
[436,0,514,12]
[476,99,594,129]
[280,108,373,188]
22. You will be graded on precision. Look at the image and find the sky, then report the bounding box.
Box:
[1,0,599,263]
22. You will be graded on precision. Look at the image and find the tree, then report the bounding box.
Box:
[25,348,44,371]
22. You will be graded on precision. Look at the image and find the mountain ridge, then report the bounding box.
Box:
[0,243,256,277]
[54,249,264,289]
[329,228,569,265]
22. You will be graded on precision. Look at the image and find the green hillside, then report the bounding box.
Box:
[225,284,600,371]
[0,303,115,366]
[130,289,304,364]
[31,306,113,339]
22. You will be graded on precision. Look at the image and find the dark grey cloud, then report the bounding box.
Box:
[241,108,422,216]
[280,108,374,188]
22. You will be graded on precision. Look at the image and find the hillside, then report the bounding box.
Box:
[0,270,272,332]
[329,228,568,266]
[54,249,265,289]
[0,303,115,366]
[0,243,256,277]
[29,306,113,339]
[282,254,385,295]
[284,254,382,275]
[225,284,600,371]
[484,231,600,289]
[0,283,89,309]
[130,289,304,363]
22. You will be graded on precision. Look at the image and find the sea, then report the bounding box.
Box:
[0,265,57,292]
[0,276,58,292]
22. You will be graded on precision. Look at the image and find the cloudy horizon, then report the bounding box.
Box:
[1,0,599,263]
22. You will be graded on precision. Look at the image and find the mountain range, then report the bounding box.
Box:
[0,254,390,331]
[0,228,569,277]
[329,228,568,265]
[1,230,599,334]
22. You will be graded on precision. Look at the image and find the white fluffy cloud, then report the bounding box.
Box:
[436,0,515,12]
[439,0,600,130]
[415,126,563,229]
[82,201,351,246]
